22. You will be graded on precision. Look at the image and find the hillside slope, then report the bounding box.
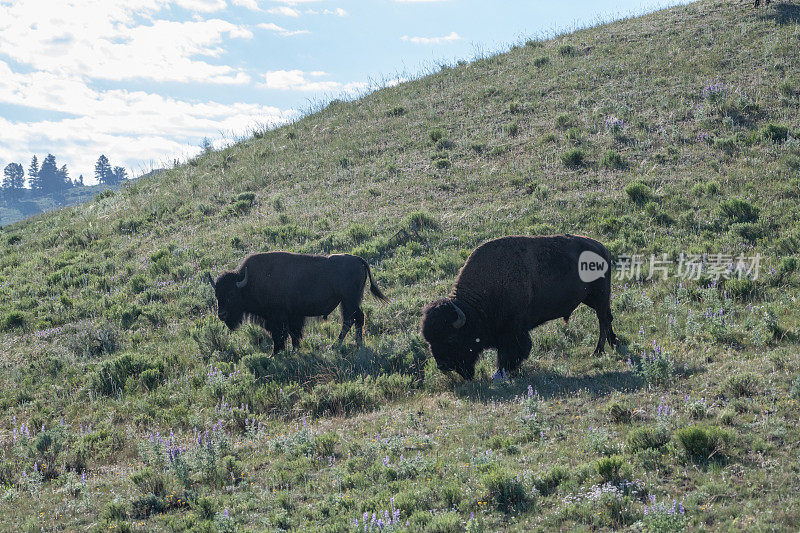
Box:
[2,0,800,530]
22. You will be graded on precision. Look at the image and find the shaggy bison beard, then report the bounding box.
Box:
[420,299,487,380]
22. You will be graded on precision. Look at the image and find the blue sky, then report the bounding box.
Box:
[0,0,691,184]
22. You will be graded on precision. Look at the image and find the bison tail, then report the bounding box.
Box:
[362,259,389,302]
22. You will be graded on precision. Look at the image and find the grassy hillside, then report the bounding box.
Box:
[2,0,800,530]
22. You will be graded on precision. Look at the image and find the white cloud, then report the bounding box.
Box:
[260,69,366,93]
[0,1,253,84]
[266,6,301,16]
[174,0,228,11]
[0,61,296,182]
[401,31,461,44]
[393,0,448,2]
[305,8,347,16]
[257,22,310,36]
[231,0,259,8]
[0,0,356,183]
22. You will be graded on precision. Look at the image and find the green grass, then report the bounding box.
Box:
[1,0,800,530]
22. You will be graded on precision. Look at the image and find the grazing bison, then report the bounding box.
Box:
[754,0,770,6]
[206,252,388,354]
[420,235,617,380]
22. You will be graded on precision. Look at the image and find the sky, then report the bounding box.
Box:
[0,0,692,185]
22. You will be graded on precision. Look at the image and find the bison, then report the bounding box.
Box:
[206,252,388,354]
[421,235,617,380]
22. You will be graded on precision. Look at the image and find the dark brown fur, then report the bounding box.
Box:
[420,235,617,379]
[209,252,387,353]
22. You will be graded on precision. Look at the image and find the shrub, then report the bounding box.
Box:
[436,138,454,150]
[675,425,733,460]
[429,128,445,143]
[600,149,626,170]
[627,426,671,452]
[236,192,256,205]
[724,278,758,300]
[130,467,166,497]
[558,44,576,56]
[481,468,528,512]
[101,499,129,522]
[596,455,625,483]
[585,427,622,456]
[555,114,573,129]
[713,136,737,153]
[718,198,759,223]
[433,157,451,170]
[89,353,164,396]
[192,316,239,361]
[67,321,119,358]
[533,56,550,68]
[761,123,789,143]
[404,211,439,231]
[731,222,765,243]
[300,378,379,417]
[314,433,339,456]
[505,122,520,136]
[533,466,569,496]
[720,372,760,398]
[625,180,651,204]
[1,311,26,331]
[561,149,586,168]
[131,493,164,518]
[606,401,632,424]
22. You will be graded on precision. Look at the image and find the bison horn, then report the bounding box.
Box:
[236,267,249,289]
[205,272,216,289]
[451,301,466,329]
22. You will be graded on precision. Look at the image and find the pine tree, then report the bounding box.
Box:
[3,163,25,196]
[112,166,128,184]
[59,165,71,188]
[95,155,113,185]
[37,154,64,194]
[28,155,40,190]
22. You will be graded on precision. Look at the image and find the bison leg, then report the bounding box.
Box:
[336,305,358,345]
[497,331,532,374]
[271,320,289,355]
[288,315,306,350]
[353,308,366,346]
[592,307,611,355]
[584,276,615,355]
[606,310,618,347]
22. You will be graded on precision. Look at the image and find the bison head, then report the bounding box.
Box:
[206,268,249,330]
[420,298,486,380]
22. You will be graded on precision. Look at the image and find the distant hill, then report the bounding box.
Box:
[0,184,118,226]
[1,1,800,530]
[0,169,167,226]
